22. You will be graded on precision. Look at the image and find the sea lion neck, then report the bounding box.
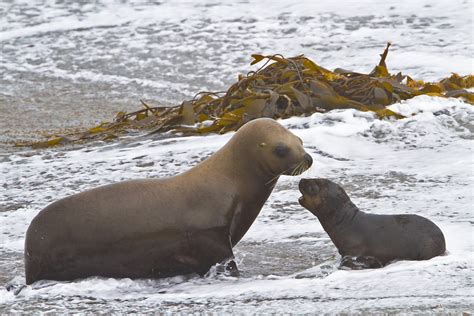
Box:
[318,200,360,234]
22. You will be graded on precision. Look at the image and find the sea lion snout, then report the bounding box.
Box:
[289,152,313,175]
[279,148,313,176]
[299,178,319,196]
[298,178,322,211]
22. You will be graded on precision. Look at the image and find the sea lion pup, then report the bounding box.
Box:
[298,178,446,269]
[25,118,313,284]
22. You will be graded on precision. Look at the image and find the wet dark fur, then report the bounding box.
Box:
[299,178,446,268]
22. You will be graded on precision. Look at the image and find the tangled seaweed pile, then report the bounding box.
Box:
[28,44,473,148]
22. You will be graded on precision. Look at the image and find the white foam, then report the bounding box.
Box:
[1,96,472,312]
[1,0,473,312]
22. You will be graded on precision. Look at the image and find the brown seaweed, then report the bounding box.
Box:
[24,43,474,148]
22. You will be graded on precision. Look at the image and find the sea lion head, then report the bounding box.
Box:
[298,178,351,216]
[234,118,313,177]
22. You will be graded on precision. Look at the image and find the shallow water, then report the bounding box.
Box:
[1,0,473,313]
[1,99,473,313]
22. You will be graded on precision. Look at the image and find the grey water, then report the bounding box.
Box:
[0,0,473,313]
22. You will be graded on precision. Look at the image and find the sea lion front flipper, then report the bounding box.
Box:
[201,231,240,277]
[224,259,239,276]
[186,227,238,276]
[212,236,240,277]
[340,255,384,270]
[214,258,240,277]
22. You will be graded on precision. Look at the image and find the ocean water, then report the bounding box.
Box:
[0,0,473,313]
[0,0,472,143]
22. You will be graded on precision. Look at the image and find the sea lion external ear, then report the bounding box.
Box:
[259,142,267,147]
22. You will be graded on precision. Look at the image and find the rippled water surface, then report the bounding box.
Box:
[1,0,472,142]
[0,0,473,313]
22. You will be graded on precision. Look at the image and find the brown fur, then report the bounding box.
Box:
[25,118,312,284]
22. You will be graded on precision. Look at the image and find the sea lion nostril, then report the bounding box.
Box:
[304,153,313,167]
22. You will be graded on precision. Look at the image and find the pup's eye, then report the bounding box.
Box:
[307,183,319,195]
[274,144,290,158]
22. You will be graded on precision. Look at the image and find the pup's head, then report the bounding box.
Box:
[298,178,351,217]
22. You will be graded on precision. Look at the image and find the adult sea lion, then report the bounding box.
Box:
[298,178,446,268]
[25,118,313,284]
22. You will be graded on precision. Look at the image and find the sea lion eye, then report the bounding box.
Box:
[307,182,320,195]
[274,144,290,158]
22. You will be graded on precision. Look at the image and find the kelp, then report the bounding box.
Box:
[24,43,474,148]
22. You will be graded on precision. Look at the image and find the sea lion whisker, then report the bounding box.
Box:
[301,164,311,176]
[266,165,294,185]
[290,165,297,176]
[295,162,305,176]
[294,164,301,176]
[293,162,302,176]
[266,173,280,185]
[266,162,300,185]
